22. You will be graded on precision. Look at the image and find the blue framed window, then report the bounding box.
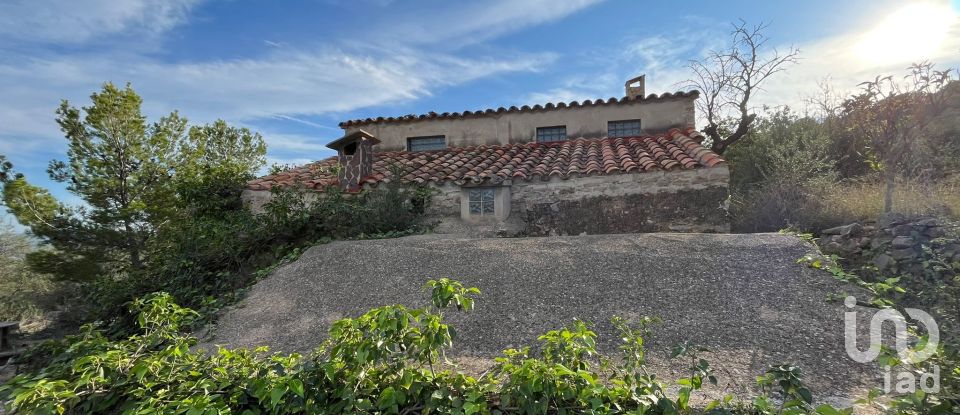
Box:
[468,188,495,215]
[608,119,642,137]
[536,126,567,143]
[407,135,446,151]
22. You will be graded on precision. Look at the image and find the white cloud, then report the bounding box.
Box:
[0,0,593,182]
[0,47,555,147]
[134,48,553,120]
[520,73,621,104]
[258,131,332,153]
[0,0,203,44]
[517,23,723,106]
[761,5,960,111]
[0,0,580,153]
[261,131,334,172]
[367,0,605,46]
[520,4,960,119]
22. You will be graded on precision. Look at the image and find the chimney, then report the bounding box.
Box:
[625,75,646,98]
[325,129,380,191]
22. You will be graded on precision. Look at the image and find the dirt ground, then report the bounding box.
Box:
[205,233,889,409]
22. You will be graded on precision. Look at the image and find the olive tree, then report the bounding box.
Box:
[841,62,956,213]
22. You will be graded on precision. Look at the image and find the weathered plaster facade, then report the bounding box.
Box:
[344,98,696,152]
[244,76,728,236]
[241,165,730,236]
[513,166,730,235]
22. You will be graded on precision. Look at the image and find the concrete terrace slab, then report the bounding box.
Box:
[206,233,880,403]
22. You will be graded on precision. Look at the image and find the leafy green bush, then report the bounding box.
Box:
[2,279,861,415]
[726,108,841,233]
[79,177,435,333]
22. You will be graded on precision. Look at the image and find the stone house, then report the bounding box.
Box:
[244,76,730,235]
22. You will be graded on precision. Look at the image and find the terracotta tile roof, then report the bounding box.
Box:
[338,90,699,128]
[246,127,724,191]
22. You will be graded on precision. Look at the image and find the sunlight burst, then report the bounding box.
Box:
[855,2,958,66]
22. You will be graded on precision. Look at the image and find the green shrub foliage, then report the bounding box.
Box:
[727,78,960,233]
[2,279,866,415]
[0,84,434,332]
[82,176,435,333]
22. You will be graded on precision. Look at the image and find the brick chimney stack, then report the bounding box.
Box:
[625,75,646,98]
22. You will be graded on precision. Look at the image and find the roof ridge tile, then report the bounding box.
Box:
[338,90,700,128]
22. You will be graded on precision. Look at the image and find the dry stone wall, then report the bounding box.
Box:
[819,214,960,276]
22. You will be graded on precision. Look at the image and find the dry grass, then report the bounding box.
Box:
[732,175,960,233]
[819,176,960,221]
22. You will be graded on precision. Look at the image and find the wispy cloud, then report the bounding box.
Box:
[518,20,722,105]
[521,4,960,117]
[365,0,605,46]
[0,0,582,159]
[520,72,620,104]
[761,3,960,111]
[0,0,203,44]
[269,115,341,131]
[256,129,335,170]
[0,47,556,147]
[257,131,336,153]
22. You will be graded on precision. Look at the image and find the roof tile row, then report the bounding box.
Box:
[247,127,724,191]
[339,90,699,127]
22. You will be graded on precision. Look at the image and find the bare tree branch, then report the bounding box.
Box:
[684,20,799,154]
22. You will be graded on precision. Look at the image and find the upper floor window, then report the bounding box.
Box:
[536,125,567,143]
[407,135,446,151]
[608,119,642,137]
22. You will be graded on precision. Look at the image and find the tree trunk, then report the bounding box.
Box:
[130,246,142,270]
[124,221,143,270]
[883,171,895,213]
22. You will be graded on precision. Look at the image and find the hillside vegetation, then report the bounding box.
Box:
[727,81,960,233]
[0,63,958,413]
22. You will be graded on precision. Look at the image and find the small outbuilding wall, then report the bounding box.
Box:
[241,164,730,236]
[513,165,730,235]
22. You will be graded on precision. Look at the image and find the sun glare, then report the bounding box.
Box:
[855,2,958,66]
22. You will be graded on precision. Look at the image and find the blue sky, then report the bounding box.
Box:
[1,0,959,219]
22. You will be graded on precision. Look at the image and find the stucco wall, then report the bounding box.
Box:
[241,188,283,213]
[343,98,696,152]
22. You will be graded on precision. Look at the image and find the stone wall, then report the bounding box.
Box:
[425,182,461,216]
[242,185,459,219]
[243,166,731,236]
[819,214,960,275]
[511,166,730,235]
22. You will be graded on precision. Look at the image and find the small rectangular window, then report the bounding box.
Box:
[468,188,495,215]
[536,126,567,143]
[407,135,446,151]
[608,119,642,137]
